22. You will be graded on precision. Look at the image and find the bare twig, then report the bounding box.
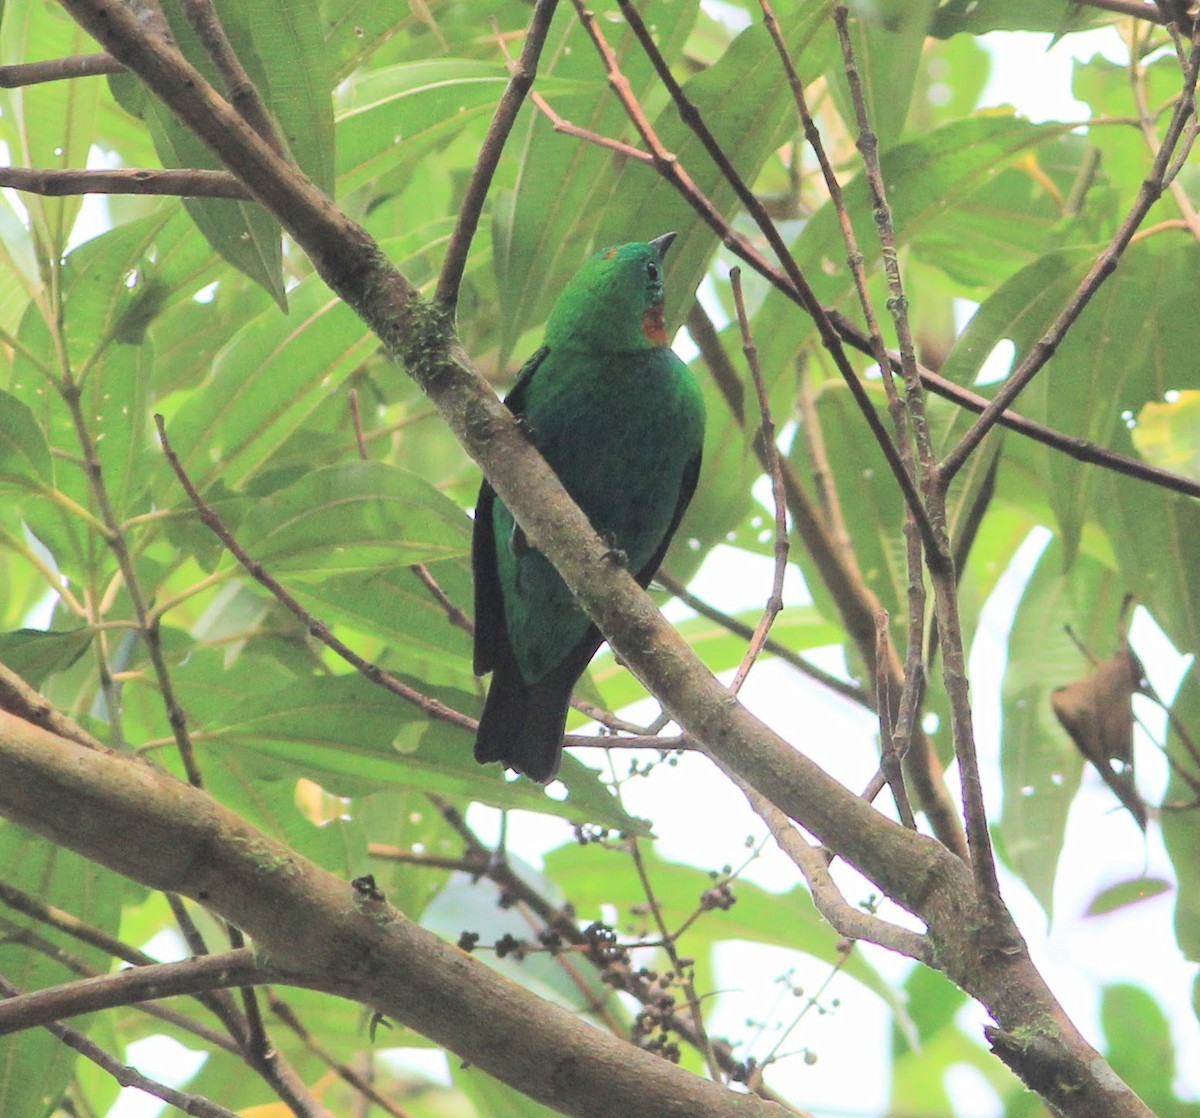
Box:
[0,165,250,197]
[600,0,941,559]
[0,880,153,966]
[1130,24,1200,243]
[682,302,965,856]
[437,0,558,313]
[727,268,789,695]
[53,338,204,782]
[0,912,241,1055]
[628,838,723,1082]
[526,64,1200,506]
[269,995,418,1118]
[405,800,804,1111]
[1080,0,1169,20]
[0,53,123,86]
[873,611,915,829]
[181,0,291,160]
[655,571,867,708]
[0,663,106,752]
[725,771,930,962]
[0,948,263,1035]
[837,2,1002,899]
[0,972,241,1118]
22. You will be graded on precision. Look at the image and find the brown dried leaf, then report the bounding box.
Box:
[1051,645,1147,830]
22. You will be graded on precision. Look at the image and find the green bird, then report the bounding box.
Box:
[472,233,706,782]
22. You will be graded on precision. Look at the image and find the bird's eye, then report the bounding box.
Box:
[647,262,659,281]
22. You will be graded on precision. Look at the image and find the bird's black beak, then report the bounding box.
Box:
[649,231,677,261]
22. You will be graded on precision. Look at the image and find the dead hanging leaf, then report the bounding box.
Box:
[1051,644,1147,831]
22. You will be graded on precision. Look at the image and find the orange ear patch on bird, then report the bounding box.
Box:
[642,304,668,345]
[605,247,620,260]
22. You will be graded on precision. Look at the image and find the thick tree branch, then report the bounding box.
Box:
[0,709,781,1118]
[38,4,1156,1114]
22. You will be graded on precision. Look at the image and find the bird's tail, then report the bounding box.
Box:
[474,654,572,784]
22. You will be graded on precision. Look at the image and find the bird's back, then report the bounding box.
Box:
[494,342,704,685]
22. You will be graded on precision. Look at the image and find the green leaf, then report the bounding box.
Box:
[892,965,1025,1111]
[0,388,51,496]
[291,560,475,681]
[543,842,900,1014]
[796,116,1075,305]
[335,60,512,196]
[1102,983,1200,1116]
[0,825,124,1118]
[930,0,1108,36]
[1086,877,1171,917]
[60,207,195,364]
[162,275,376,490]
[148,106,285,306]
[943,239,1200,564]
[0,628,91,686]
[0,0,101,254]
[240,0,334,194]
[1133,391,1200,482]
[597,5,835,334]
[233,461,469,578]
[202,673,647,833]
[591,605,842,713]
[1162,668,1200,961]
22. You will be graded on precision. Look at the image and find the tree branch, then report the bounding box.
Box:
[0,708,786,1118]
[35,4,1158,1113]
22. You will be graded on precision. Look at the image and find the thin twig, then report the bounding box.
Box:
[0,166,250,198]
[905,346,1200,501]
[347,388,475,638]
[0,663,106,751]
[836,1,1000,894]
[409,800,802,1109]
[0,972,240,1118]
[0,53,124,86]
[655,572,867,708]
[0,948,263,1035]
[1080,0,1169,20]
[269,996,418,1118]
[601,0,941,560]
[873,611,915,829]
[727,268,789,695]
[0,880,155,967]
[528,66,1200,505]
[796,363,861,586]
[0,913,241,1055]
[528,88,653,161]
[528,72,1200,505]
[682,302,966,856]
[181,0,291,160]
[628,838,723,1082]
[54,344,204,782]
[436,0,559,313]
[722,770,930,962]
[1130,24,1200,243]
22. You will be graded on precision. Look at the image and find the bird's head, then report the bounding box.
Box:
[545,233,677,353]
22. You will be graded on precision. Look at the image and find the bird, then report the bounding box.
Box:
[471,233,706,783]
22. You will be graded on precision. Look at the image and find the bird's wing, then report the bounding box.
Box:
[471,346,552,677]
[634,450,703,589]
[501,344,550,417]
